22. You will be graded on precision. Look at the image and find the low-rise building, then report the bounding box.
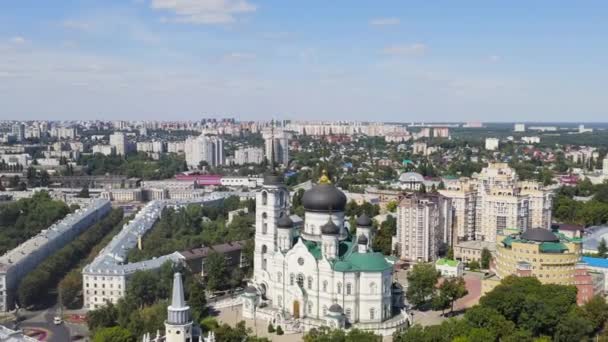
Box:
[454,240,496,263]
[484,228,583,295]
[178,241,248,277]
[0,199,111,311]
[435,258,463,277]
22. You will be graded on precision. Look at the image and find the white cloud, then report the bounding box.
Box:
[369,17,400,26]
[151,0,256,24]
[10,36,26,44]
[382,43,427,56]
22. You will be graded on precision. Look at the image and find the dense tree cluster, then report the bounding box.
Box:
[553,180,608,225]
[18,208,124,308]
[80,152,187,180]
[0,191,69,254]
[303,326,382,341]
[127,196,254,262]
[396,276,608,342]
[372,215,397,256]
[87,263,208,339]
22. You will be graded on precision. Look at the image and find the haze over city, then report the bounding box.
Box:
[4,2,608,342]
[1,1,607,121]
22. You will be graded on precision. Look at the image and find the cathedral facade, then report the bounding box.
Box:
[243,172,409,336]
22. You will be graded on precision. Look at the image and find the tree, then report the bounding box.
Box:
[386,200,398,213]
[204,251,226,291]
[276,325,284,335]
[581,295,608,332]
[304,327,381,342]
[406,263,440,309]
[59,271,82,309]
[437,277,468,314]
[188,280,207,321]
[480,248,492,269]
[78,185,90,198]
[92,326,135,342]
[468,260,480,271]
[127,270,162,308]
[599,238,608,258]
[446,246,454,260]
[553,307,594,342]
[39,170,50,187]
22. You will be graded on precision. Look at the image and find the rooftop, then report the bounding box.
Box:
[0,199,110,273]
[436,258,460,267]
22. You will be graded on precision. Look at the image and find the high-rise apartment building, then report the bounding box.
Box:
[392,193,452,263]
[11,123,24,142]
[263,129,289,167]
[184,135,225,168]
[109,132,128,156]
[440,163,552,243]
[234,147,264,165]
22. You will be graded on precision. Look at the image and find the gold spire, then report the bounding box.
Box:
[319,169,331,184]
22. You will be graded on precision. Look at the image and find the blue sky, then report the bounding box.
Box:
[0,0,607,122]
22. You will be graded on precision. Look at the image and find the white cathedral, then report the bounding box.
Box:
[242,171,409,336]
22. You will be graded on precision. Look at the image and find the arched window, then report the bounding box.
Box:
[323,305,328,316]
[370,282,376,294]
[277,272,282,282]
[262,212,268,234]
[308,301,313,314]
[346,283,352,295]
[297,274,304,288]
[261,245,267,254]
[262,191,268,205]
[370,308,375,320]
[279,191,285,207]
[262,258,267,270]
[307,276,313,290]
[337,282,342,294]
[290,273,295,286]
[322,280,328,292]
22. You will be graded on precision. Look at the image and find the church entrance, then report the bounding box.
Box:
[293,300,300,319]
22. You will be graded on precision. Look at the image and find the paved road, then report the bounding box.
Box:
[18,307,70,342]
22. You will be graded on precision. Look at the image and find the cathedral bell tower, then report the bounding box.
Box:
[254,120,291,285]
[164,273,193,342]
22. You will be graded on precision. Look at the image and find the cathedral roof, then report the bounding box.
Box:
[329,303,343,313]
[320,218,340,235]
[356,213,373,227]
[301,236,393,273]
[357,234,369,245]
[276,215,294,229]
[302,171,347,213]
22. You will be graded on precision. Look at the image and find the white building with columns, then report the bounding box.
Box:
[242,171,408,336]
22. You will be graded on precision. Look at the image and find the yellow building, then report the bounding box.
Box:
[483,228,582,294]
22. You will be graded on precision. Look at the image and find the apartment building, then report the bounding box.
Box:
[392,193,452,263]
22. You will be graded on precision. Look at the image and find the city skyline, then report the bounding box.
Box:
[1,1,607,121]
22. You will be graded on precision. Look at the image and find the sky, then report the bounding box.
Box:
[0,0,607,122]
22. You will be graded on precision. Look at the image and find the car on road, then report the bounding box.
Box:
[53,316,63,325]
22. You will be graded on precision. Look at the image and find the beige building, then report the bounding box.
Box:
[454,240,495,263]
[483,228,582,294]
[440,163,552,243]
[392,193,452,263]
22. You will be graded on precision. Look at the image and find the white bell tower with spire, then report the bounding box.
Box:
[164,273,193,342]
